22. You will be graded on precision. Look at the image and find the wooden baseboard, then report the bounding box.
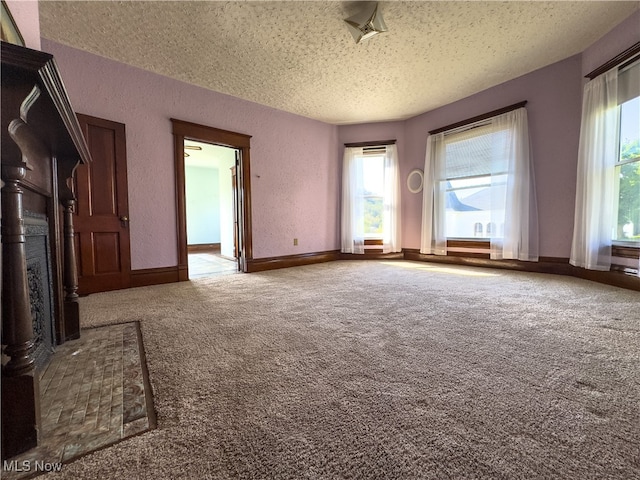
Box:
[246,250,340,273]
[131,266,181,288]
[571,266,640,291]
[339,252,404,260]
[187,243,221,253]
[123,249,638,291]
[402,248,639,291]
[402,249,570,274]
[178,265,189,282]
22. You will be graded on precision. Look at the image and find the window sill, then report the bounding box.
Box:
[447,239,490,249]
[612,243,639,259]
[446,240,639,259]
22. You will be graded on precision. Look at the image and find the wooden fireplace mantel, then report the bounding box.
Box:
[1,41,91,459]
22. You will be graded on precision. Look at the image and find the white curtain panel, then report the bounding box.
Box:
[341,147,365,253]
[420,133,447,254]
[491,108,539,261]
[382,144,402,253]
[570,69,619,271]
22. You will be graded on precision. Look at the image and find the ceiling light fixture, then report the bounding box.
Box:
[344,2,387,44]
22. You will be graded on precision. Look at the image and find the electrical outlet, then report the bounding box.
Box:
[293,238,298,246]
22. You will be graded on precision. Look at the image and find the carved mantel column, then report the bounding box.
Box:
[1,164,35,375]
[1,163,41,458]
[62,197,80,339]
[63,199,79,302]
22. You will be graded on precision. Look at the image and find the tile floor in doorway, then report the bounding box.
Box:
[188,252,238,278]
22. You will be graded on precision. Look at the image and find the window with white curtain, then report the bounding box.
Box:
[571,55,640,272]
[421,107,538,261]
[341,144,401,254]
[614,66,640,243]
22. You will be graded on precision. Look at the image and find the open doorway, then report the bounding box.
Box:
[184,140,238,278]
[171,119,253,281]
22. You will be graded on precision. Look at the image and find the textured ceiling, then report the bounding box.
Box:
[39,1,639,125]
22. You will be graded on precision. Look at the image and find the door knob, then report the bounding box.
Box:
[120,215,129,226]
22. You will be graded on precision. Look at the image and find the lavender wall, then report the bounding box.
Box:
[400,55,584,257]
[338,70,584,258]
[582,10,640,77]
[41,40,340,269]
[5,0,40,50]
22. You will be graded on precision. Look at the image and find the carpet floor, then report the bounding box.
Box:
[42,260,640,479]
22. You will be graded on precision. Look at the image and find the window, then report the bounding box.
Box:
[341,144,401,254]
[570,52,640,272]
[360,151,385,237]
[421,106,538,261]
[443,125,509,239]
[614,92,640,243]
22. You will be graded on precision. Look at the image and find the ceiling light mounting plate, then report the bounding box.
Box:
[344,2,387,44]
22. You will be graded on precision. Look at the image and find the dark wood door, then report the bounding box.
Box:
[74,114,131,294]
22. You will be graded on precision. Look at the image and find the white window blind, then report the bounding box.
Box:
[444,124,509,180]
[618,59,640,105]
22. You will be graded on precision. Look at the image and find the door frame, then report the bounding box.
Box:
[171,119,252,278]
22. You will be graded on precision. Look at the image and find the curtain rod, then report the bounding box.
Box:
[428,101,527,135]
[344,139,396,148]
[585,41,640,80]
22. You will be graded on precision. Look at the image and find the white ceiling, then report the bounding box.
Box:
[184,140,236,169]
[39,1,639,125]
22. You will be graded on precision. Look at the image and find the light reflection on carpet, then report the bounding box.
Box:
[381,261,499,276]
